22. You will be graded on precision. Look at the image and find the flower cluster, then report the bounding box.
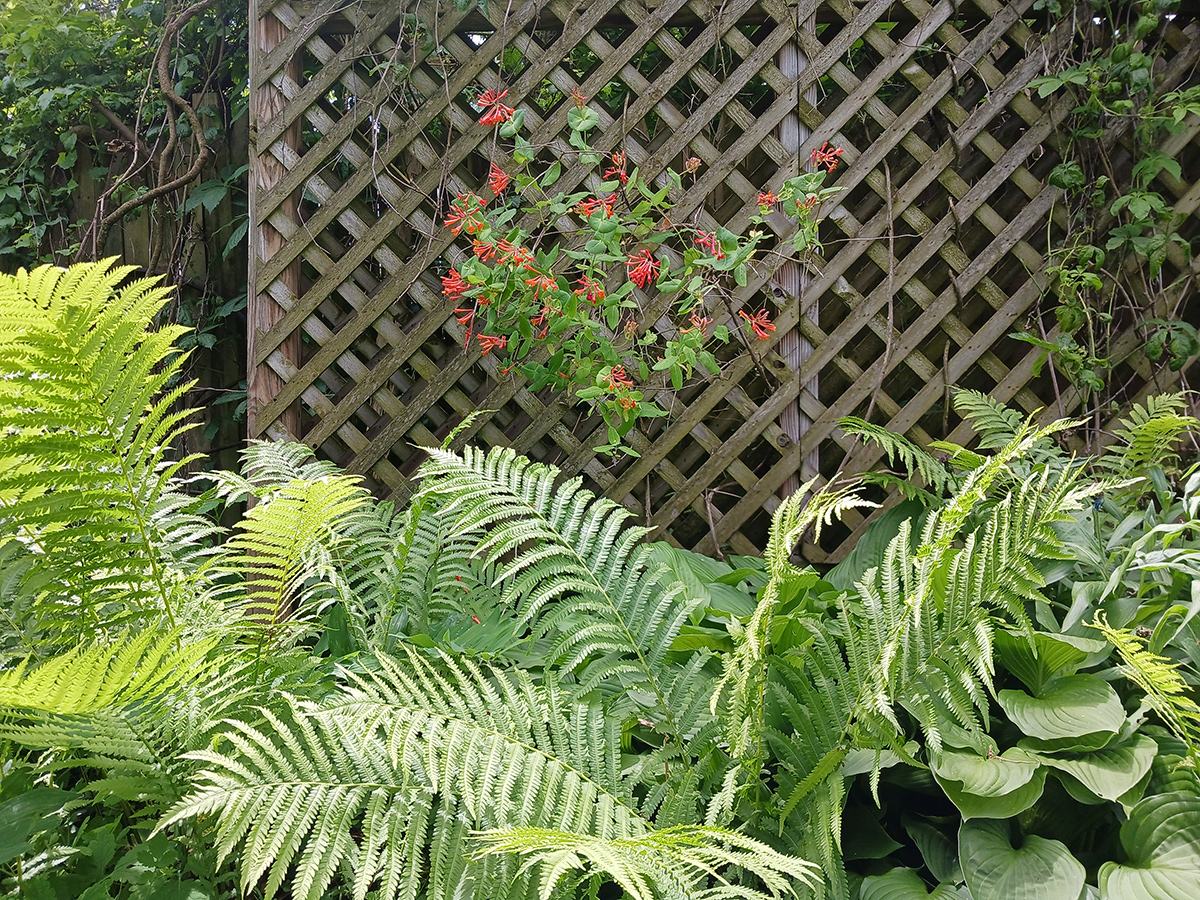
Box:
[477,88,514,126]
[625,249,660,289]
[432,84,776,453]
[811,142,844,172]
[739,308,775,340]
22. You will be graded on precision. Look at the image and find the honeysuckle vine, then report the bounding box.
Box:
[440,86,844,455]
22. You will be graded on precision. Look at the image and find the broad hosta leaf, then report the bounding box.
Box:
[1032,735,1158,803]
[994,629,1108,694]
[1099,793,1200,900]
[998,674,1124,750]
[860,868,968,900]
[959,819,1085,900]
[932,748,1046,820]
[903,816,963,885]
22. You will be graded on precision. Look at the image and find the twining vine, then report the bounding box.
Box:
[1022,0,1198,424]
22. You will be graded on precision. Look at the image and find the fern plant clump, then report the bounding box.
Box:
[2,260,1200,900]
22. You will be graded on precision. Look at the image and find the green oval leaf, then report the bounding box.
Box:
[932,748,1046,820]
[959,819,1084,900]
[1034,735,1158,803]
[998,674,1124,749]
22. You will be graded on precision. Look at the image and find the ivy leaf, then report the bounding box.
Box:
[959,820,1084,900]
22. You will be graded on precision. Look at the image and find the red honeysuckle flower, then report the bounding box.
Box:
[575,193,617,219]
[571,87,588,109]
[454,307,475,326]
[686,310,712,334]
[445,193,486,236]
[626,249,659,289]
[757,190,779,210]
[477,333,508,355]
[574,275,605,304]
[524,273,557,300]
[487,162,509,195]
[683,157,702,174]
[739,308,775,341]
[604,150,628,185]
[811,142,844,172]
[606,365,634,391]
[441,267,468,301]
[694,230,726,261]
[473,239,496,261]
[477,88,514,126]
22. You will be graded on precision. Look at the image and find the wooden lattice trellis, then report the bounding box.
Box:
[248,0,1200,562]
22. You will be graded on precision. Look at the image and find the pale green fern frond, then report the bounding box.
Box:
[0,630,216,713]
[839,418,953,492]
[473,825,817,900]
[0,260,203,638]
[952,389,1025,450]
[1090,612,1200,762]
[223,474,374,647]
[714,480,872,767]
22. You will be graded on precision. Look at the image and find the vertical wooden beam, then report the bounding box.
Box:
[776,9,820,496]
[248,0,303,440]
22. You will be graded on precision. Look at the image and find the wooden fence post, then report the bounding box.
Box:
[248,0,303,440]
[776,8,820,496]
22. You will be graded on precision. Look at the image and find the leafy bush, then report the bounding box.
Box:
[2,260,1199,900]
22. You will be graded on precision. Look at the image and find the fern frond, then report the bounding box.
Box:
[1090,612,1200,762]
[1103,392,1198,476]
[473,825,817,900]
[714,480,873,767]
[952,389,1025,450]
[164,646,648,900]
[222,474,374,647]
[0,260,205,639]
[0,630,216,713]
[415,446,700,710]
[839,418,952,492]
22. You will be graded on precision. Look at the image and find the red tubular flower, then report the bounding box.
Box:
[811,142,844,172]
[606,365,634,391]
[445,193,486,236]
[574,275,605,305]
[496,239,534,267]
[739,308,776,341]
[477,88,514,126]
[441,267,467,301]
[473,239,496,261]
[524,273,557,300]
[757,190,779,211]
[571,87,588,109]
[477,333,507,355]
[686,310,712,335]
[626,249,659,289]
[487,162,509,195]
[575,193,617,219]
[683,156,702,174]
[604,150,628,185]
[694,230,726,261]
